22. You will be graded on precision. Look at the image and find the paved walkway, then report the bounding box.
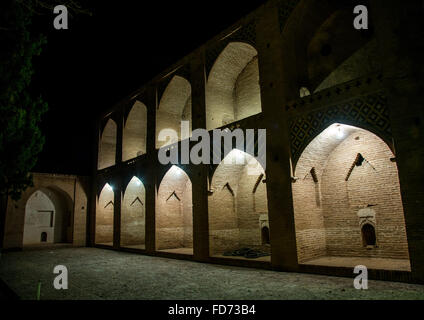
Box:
[0,247,424,300]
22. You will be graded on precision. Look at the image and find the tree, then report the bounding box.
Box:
[0,0,48,249]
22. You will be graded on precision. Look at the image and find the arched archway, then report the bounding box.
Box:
[156,76,192,149]
[123,101,147,161]
[121,176,146,249]
[156,166,193,254]
[206,42,261,130]
[23,187,72,245]
[98,119,117,169]
[308,8,379,93]
[208,149,269,259]
[293,123,410,270]
[280,1,379,96]
[95,183,114,246]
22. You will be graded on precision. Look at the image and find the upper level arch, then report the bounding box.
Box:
[123,101,147,161]
[156,75,192,149]
[206,42,262,130]
[98,118,117,170]
[281,0,379,97]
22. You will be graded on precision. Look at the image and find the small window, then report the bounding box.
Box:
[261,227,270,245]
[361,224,376,247]
[41,232,47,242]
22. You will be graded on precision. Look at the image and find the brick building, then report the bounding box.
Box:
[4,0,424,284]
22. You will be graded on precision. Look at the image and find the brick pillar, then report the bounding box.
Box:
[89,121,101,247]
[113,178,122,249]
[144,85,158,253]
[256,2,299,271]
[115,110,123,166]
[371,0,424,282]
[190,51,210,261]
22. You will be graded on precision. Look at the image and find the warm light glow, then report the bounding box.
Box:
[134,177,141,186]
[174,166,182,175]
[106,183,113,191]
[330,124,344,139]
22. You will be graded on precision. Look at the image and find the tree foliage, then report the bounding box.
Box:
[0,0,48,200]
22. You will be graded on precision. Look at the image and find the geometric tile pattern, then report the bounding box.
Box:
[289,92,392,163]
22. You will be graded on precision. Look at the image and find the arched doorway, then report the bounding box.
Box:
[292,123,410,271]
[23,188,72,245]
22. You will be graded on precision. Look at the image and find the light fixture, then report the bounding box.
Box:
[330,124,344,139]
[337,126,344,139]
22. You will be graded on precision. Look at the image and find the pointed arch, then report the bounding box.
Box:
[280,1,379,94]
[98,119,117,170]
[95,183,114,245]
[156,76,192,149]
[23,187,73,245]
[308,9,379,93]
[121,176,146,248]
[123,101,147,161]
[208,149,269,258]
[206,42,262,130]
[293,123,409,264]
[156,165,193,253]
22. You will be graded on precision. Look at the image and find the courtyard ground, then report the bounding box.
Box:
[0,246,424,300]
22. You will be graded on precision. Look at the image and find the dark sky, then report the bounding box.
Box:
[31,0,267,176]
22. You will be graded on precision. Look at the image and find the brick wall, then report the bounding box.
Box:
[121,177,146,246]
[293,124,409,262]
[234,56,262,120]
[209,150,269,255]
[156,76,192,149]
[95,185,114,244]
[156,166,192,250]
[122,101,147,161]
[4,173,88,249]
[206,42,260,130]
[98,119,117,170]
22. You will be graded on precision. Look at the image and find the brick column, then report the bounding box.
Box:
[113,178,122,249]
[190,51,210,261]
[371,0,424,282]
[89,120,101,247]
[115,110,123,166]
[256,2,299,271]
[144,85,158,253]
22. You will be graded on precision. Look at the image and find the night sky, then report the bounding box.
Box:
[30,0,267,176]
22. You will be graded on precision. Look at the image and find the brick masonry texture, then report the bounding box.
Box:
[4,0,424,284]
[293,125,409,262]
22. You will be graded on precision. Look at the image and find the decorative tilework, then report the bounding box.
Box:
[290,92,392,163]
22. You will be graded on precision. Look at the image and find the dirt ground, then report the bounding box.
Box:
[1,246,424,300]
